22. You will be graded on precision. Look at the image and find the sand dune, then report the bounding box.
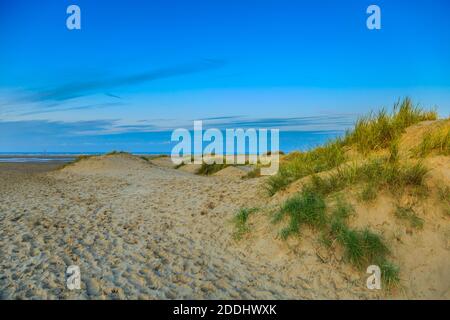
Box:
[0,123,449,300]
[0,154,372,299]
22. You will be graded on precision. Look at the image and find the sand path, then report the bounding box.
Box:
[0,156,379,299]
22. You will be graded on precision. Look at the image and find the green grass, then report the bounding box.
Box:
[256,98,438,289]
[106,150,130,156]
[277,195,399,287]
[438,186,450,202]
[244,167,261,179]
[304,157,428,199]
[256,194,400,288]
[437,186,450,216]
[394,206,424,229]
[388,139,400,163]
[197,162,229,175]
[380,261,401,289]
[336,227,365,265]
[233,208,259,240]
[413,124,450,157]
[359,182,378,202]
[321,199,353,247]
[273,190,327,240]
[308,198,397,287]
[267,139,346,195]
[331,198,354,220]
[197,156,262,176]
[330,221,389,268]
[265,98,436,195]
[326,206,393,272]
[344,98,437,154]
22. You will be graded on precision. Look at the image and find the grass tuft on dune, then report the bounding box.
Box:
[240,98,445,290]
[233,207,258,240]
[273,190,327,240]
[344,98,437,154]
[267,139,346,195]
[267,98,437,195]
[305,156,428,199]
[106,150,131,156]
[413,123,450,157]
[197,162,229,175]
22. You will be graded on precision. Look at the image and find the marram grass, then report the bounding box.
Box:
[413,124,450,157]
[268,98,437,195]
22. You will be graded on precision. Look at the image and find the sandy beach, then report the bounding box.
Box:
[0,154,371,299]
[1,139,449,299]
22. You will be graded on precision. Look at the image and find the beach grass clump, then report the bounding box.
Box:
[265,99,436,195]
[323,200,389,267]
[198,156,266,176]
[331,198,354,221]
[268,193,400,287]
[344,98,437,154]
[413,124,450,157]
[233,207,258,240]
[304,157,428,200]
[266,167,293,195]
[438,186,450,201]
[382,161,428,190]
[196,156,251,175]
[244,167,261,179]
[275,195,399,287]
[267,139,346,195]
[394,206,424,229]
[273,190,327,239]
[333,224,389,268]
[323,200,398,287]
[197,162,229,175]
[174,155,195,169]
[437,186,450,216]
[380,261,401,289]
[388,139,400,163]
[106,150,130,156]
[359,182,378,202]
[320,199,353,246]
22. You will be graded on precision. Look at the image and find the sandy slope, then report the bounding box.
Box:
[0,151,448,299]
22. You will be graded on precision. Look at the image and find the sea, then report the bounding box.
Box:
[0,131,344,163]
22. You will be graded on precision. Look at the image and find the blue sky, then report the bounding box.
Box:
[0,0,449,152]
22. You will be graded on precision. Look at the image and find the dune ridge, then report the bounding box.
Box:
[0,116,449,299]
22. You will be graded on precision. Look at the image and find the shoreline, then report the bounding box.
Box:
[0,162,66,173]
